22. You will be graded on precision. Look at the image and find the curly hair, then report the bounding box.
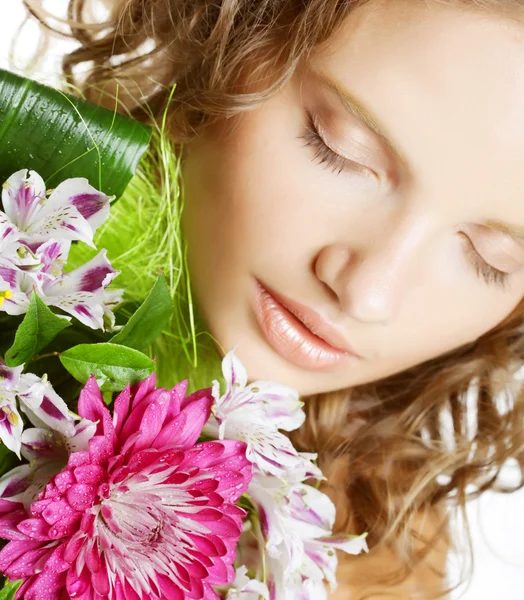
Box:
[25,0,524,597]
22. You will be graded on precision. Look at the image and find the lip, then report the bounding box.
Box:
[252,279,360,371]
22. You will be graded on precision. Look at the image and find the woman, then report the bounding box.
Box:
[30,0,524,597]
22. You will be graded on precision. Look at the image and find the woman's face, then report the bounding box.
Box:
[181,0,524,395]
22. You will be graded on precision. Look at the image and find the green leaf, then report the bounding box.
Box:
[4,294,70,367]
[60,343,155,392]
[0,69,151,198]
[110,275,172,350]
[0,580,22,600]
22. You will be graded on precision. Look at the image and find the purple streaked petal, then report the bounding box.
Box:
[0,359,23,388]
[47,294,104,330]
[45,250,117,296]
[43,177,110,233]
[2,170,46,230]
[71,191,109,224]
[18,376,76,437]
[36,239,70,278]
[28,204,95,248]
[0,400,23,458]
[0,465,34,500]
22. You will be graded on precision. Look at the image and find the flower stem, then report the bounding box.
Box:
[30,351,61,363]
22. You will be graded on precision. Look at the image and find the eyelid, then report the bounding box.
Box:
[458,233,511,290]
[464,224,524,269]
[311,114,383,181]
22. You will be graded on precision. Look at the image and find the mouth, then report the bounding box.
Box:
[252,279,360,371]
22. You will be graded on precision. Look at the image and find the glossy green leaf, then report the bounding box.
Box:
[0,69,151,198]
[4,294,70,367]
[60,342,155,391]
[110,275,172,350]
[0,580,22,600]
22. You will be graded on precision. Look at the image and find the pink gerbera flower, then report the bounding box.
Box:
[0,375,253,600]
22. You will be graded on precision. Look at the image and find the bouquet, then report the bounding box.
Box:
[0,70,367,600]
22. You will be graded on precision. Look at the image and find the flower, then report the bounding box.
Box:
[0,170,122,329]
[0,362,24,457]
[0,361,76,458]
[205,351,319,479]
[248,473,368,600]
[0,374,253,600]
[40,249,122,330]
[226,566,269,600]
[1,169,110,249]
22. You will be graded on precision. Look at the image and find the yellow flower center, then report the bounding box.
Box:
[0,290,13,307]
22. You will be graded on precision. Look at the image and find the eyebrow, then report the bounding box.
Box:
[484,220,524,240]
[310,69,409,168]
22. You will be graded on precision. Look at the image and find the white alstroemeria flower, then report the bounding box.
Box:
[0,360,78,458]
[0,361,25,457]
[34,238,70,279]
[247,473,368,600]
[204,351,311,478]
[226,566,269,600]
[0,277,14,309]
[0,217,19,254]
[17,373,77,437]
[0,392,24,458]
[1,169,110,248]
[0,245,121,330]
[40,249,122,330]
[0,261,38,315]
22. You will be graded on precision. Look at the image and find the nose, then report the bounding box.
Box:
[314,219,430,325]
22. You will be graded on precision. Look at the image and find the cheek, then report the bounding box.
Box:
[393,282,523,369]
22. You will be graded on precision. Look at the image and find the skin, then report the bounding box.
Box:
[181,0,524,396]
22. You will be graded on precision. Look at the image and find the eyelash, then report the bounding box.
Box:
[459,234,510,291]
[299,115,512,292]
[298,113,373,177]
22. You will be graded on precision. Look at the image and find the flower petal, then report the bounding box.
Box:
[18,374,76,436]
[2,169,46,230]
[0,398,23,458]
[43,177,110,233]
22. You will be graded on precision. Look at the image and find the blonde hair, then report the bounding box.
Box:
[26,0,524,596]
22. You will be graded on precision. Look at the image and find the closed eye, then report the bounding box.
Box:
[299,113,378,179]
[459,233,511,291]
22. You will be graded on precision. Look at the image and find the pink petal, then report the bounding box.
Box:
[66,483,97,511]
[17,517,50,540]
[4,545,51,578]
[0,539,42,571]
[130,373,157,409]
[66,566,90,597]
[88,435,113,465]
[0,509,31,540]
[129,391,171,453]
[165,380,188,421]
[78,377,115,442]
[84,538,101,573]
[112,385,131,437]
[22,568,66,600]
[157,573,184,600]
[73,464,106,486]
[91,558,109,595]
[46,543,70,573]
[156,395,212,451]
[119,388,167,442]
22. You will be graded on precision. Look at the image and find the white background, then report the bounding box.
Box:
[1,2,524,598]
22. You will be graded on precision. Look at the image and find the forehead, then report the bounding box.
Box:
[309,0,524,224]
